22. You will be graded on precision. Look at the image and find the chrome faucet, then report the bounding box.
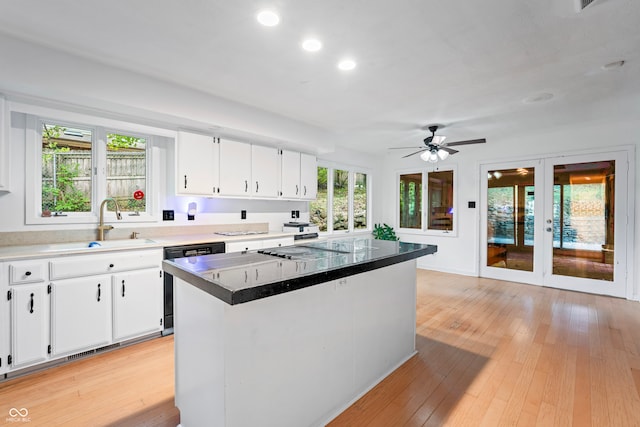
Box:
[98,198,123,241]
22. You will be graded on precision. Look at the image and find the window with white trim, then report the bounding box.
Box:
[397,166,457,235]
[310,164,370,234]
[26,114,156,224]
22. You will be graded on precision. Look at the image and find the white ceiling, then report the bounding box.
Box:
[0,0,638,153]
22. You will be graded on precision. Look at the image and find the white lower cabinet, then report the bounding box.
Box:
[1,248,163,374]
[50,275,112,357]
[112,269,162,341]
[9,283,49,368]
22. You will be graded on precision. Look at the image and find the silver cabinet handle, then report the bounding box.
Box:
[245,180,248,192]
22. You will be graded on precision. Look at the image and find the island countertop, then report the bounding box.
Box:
[162,237,437,305]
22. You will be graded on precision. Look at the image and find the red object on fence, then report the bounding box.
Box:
[133,190,145,200]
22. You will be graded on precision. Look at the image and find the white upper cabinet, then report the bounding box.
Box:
[176,130,218,196]
[0,94,9,192]
[251,145,279,198]
[300,153,317,200]
[174,131,317,200]
[219,139,252,196]
[280,150,302,199]
[281,150,317,200]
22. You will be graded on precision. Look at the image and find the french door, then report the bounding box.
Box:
[480,150,629,297]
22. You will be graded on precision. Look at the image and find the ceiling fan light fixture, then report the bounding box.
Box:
[437,149,449,161]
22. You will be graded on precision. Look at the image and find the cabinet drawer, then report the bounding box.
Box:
[262,237,294,249]
[225,240,264,253]
[50,250,162,280]
[9,261,46,285]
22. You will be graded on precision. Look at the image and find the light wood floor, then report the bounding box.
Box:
[2,270,640,426]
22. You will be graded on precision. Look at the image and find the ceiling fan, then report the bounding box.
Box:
[391,125,486,162]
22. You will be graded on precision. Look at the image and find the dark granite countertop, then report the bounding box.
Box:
[162,237,437,305]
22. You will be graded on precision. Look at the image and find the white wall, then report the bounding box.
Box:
[0,32,336,153]
[0,33,340,234]
[376,118,639,299]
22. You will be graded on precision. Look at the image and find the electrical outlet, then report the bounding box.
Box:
[291,210,296,219]
[162,210,174,221]
[295,210,300,218]
[241,210,247,220]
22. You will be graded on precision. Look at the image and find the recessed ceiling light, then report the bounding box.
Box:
[337,59,356,71]
[256,10,279,27]
[302,39,322,52]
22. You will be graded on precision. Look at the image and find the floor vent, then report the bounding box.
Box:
[66,343,120,361]
[67,349,95,361]
[96,343,121,353]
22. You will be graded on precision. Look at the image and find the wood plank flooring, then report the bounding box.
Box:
[2,270,640,426]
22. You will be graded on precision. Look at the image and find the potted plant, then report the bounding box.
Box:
[372,223,399,241]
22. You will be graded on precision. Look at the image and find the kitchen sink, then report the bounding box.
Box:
[39,239,158,252]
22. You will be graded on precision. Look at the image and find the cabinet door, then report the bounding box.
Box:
[51,275,112,357]
[300,153,318,200]
[219,139,252,196]
[176,131,217,196]
[112,269,162,341]
[251,145,279,198]
[280,150,301,199]
[10,284,49,368]
[0,95,9,192]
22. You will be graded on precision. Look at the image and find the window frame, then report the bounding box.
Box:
[396,165,458,237]
[314,160,372,235]
[25,110,159,225]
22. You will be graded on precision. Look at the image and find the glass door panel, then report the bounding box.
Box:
[543,152,627,298]
[486,167,535,272]
[480,160,543,286]
[551,161,614,281]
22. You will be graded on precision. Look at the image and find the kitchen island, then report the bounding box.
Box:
[163,237,436,427]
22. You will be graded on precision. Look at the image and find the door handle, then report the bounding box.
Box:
[122,279,126,297]
[30,293,34,313]
[97,283,101,302]
[546,227,552,232]
[256,181,259,193]
[245,180,248,192]
[296,184,299,195]
[184,175,187,189]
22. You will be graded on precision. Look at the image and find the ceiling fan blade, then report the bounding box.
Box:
[388,146,425,150]
[402,149,427,158]
[445,138,486,147]
[440,147,459,155]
